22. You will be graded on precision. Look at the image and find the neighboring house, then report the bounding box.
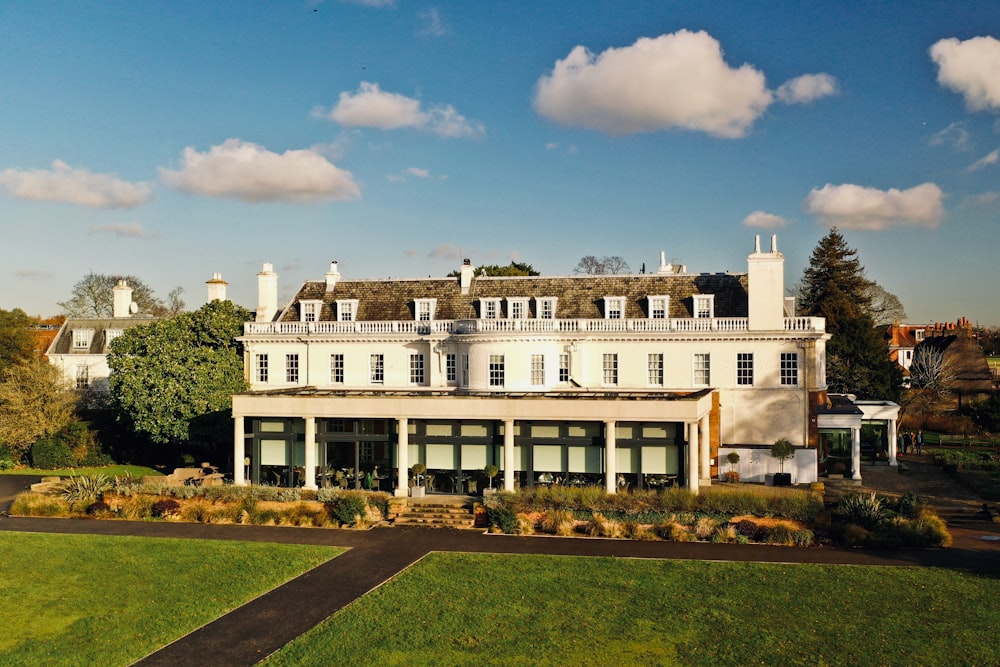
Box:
[885,320,930,383]
[915,320,993,401]
[47,274,229,394]
[31,315,64,359]
[233,235,850,495]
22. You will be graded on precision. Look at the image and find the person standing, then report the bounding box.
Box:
[902,431,912,455]
[915,430,924,455]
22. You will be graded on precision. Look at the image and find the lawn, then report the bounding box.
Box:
[0,532,339,666]
[265,553,1000,667]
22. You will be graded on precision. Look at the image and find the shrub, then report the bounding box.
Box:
[587,512,624,538]
[85,500,112,516]
[515,513,536,535]
[10,492,71,517]
[693,516,718,539]
[326,492,368,526]
[793,529,815,546]
[179,500,212,523]
[763,523,796,546]
[842,523,870,546]
[540,509,575,535]
[734,519,761,541]
[0,457,15,470]
[150,498,181,518]
[837,492,887,530]
[30,436,74,470]
[913,509,952,547]
[626,524,659,541]
[283,502,326,527]
[62,474,113,504]
[654,521,692,542]
[711,525,738,543]
[118,494,154,520]
[485,502,518,534]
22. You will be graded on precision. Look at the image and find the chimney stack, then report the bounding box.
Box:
[256,263,278,323]
[113,280,133,318]
[460,258,474,295]
[325,261,341,291]
[206,272,228,303]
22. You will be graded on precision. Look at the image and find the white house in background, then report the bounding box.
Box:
[47,274,229,394]
[232,235,869,497]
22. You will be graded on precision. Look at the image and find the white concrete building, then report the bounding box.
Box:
[233,235,846,496]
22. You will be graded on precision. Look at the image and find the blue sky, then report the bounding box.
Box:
[2,1,999,324]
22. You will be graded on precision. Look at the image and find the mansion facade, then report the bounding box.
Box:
[233,235,838,496]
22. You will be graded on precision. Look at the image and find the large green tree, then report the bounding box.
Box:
[448,261,540,277]
[0,308,36,372]
[59,272,185,318]
[0,358,78,461]
[107,300,250,450]
[800,229,903,401]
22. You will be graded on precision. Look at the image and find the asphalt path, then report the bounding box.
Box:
[2,473,999,666]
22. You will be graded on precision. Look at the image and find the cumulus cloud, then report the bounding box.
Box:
[967,148,999,172]
[930,121,972,151]
[533,30,774,138]
[0,160,152,208]
[931,36,1000,111]
[321,82,484,138]
[776,73,838,104]
[975,192,999,205]
[803,183,943,230]
[742,211,789,229]
[90,222,158,238]
[341,0,395,7]
[159,139,360,202]
[406,167,430,178]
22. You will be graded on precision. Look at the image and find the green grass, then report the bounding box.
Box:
[265,553,1000,667]
[0,532,339,666]
[1,464,163,477]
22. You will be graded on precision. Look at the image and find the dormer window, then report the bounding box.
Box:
[414,298,437,321]
[73,329,94,351]
[693,295,714,319]
[604,297,626,320]
[647,296,669,319]
[480,298,501,319]
[300,300,323,323]
[915,330,925,341]
[507,298,530,319]
[105,329,124,351]
[536,297,557,319]
[336,299,358,322]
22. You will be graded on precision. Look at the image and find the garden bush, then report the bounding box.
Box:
[85,500,111,515]
[325,492,368,526]
[150,498,180,518]
[10,492,71,517]
[30,436,74,470]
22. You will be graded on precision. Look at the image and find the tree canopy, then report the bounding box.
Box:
[107,300,250,449]
[800,229,903,401]
[0,308,37,372]
[574,255,631,275]
[448,261,540,277]
[0,358,78,461]
[59,272,185,318]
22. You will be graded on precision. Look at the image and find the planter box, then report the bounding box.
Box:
[772,472,792,487]
[411,486,425,498]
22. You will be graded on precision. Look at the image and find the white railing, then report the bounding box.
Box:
[245,316,824,336]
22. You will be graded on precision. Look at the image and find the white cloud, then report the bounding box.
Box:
[428,244,464,260]
[342,0,396,7]
[776,73,838,104]
[322,82,484,138]
[975,191,999,205]
[417,7,446,38]
[0,160,152,208]
[13,269,51,279]
[742,211,789,229]
[930,36,1000,111]
[929,121,972,151]
[967,148,999,172]
[533,30,773,138]
[406,167,430,178]
[160,139,360,202]
[90,222,158,238]
[803,183,943,230]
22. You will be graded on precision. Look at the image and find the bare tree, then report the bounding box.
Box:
[59,273,184,318]
[909,345,955,393]
[574,255,631,275]
[864,282,907,326]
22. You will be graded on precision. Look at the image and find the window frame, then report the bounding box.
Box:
[647,296,669,319]
[285,353,300,384]
[693,295,715,319]
[370,353,384,384]
[414,298,436,322]
[330,353,344,384]
[604,297,626,320]
[255,353,269,383]
[558,353,570,383]
[736,353,754,386]
[780,352,799,386]
[602,353,619,385]
[446,353,457,383]
[535,297,557,319]
[507,298,530,320]
[488,354,505,387]
[480,298,501,320]
[409,352,426,385]
[75,365,89,389]
[336,299,359,322]
[530,354,545,386]
[647,353,664,386]
[693,353,711,386]
[300,300,322,323]
[72,328,94,351]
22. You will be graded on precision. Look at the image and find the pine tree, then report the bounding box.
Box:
[801,229,902,401]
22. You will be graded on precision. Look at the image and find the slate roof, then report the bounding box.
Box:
[47,317,158,355]
[278,273,750,322]
[916,332,993,392]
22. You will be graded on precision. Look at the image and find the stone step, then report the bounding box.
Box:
[394,516,476,528]
[394,502,477,529]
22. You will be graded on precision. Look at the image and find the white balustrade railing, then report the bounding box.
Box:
[244,316,824,336]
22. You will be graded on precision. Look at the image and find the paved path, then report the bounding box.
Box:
[2,469,999,666]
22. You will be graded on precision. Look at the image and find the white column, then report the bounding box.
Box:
[851,426,862,480]
[605,420,616,494]
[304,416,317,490]
[887,419,898,467]
[396,418,409,497]
[503,419,515,492]
[233,416,246,486]
[687,421,700,492]
[699,414,711,483]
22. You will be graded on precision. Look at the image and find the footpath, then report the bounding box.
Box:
[1,464,999,667]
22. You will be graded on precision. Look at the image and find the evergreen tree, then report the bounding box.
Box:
[800,229,903,401]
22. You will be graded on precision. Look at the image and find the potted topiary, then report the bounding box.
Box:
[725,451,741,483]
[483,464,499,494]
[771,438,795,486]
[410,463,426,498]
